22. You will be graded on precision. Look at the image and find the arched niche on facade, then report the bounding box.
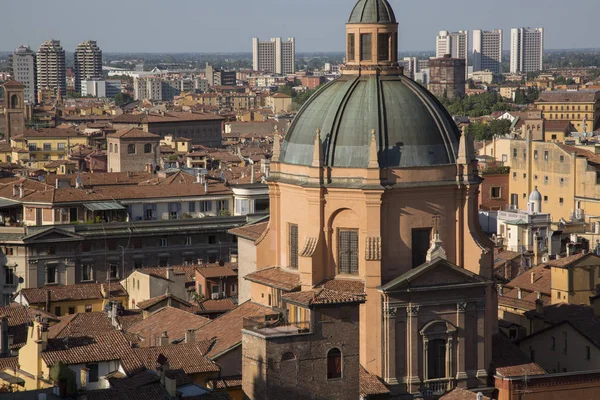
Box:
[419,319,457,382]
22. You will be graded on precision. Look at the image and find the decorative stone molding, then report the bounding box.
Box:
[299,237,318,258]
[457,302,467,312]
[365,237,382,261]
[384,306,397,317]
[406,306,419,316]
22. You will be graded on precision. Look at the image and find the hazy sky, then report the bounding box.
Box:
[2,0,597,53]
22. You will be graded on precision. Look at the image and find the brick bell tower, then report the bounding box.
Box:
[3,80,26,140]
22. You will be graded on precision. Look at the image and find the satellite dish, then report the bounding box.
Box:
[38,175,44,182]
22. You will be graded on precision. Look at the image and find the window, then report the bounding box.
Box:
[55,307,61,316]
[127,144,136,154]
[586,346,591,360]
[5,267,14,285]
[428,339,446,379]
[534,150,538,159]
[543,196,548,202]
[377,33,390,61]
[231,283,237,293]
[327,348,342,379]
[513,148,517,158]
[534,175,538,181]
[552,134,557,140]
[43,143,51,151]
[208,235,217,244]
[544,176,549,184]
[544,151,549,161]
[185,236,192,246]
[82,264,92,281]
[200,201,212,212]
[491,187,501,199]
[289,224,298,269]
[559,198,564,205]
[560,155,565,162]
[218,200,229,213]
[551,336,556,350]
[530,347,535,362]
[339,230,359,274]
[281,352,296,361]
[189,202,196,213]
[360,33,372,61]
[87,364,99,383]
[68,306,75,315]
[85,304,92,312]
[115,144,118,153]
[523,173,526,179]
[109,264,118,279]
[347,34,355,62]
[144,143,152,153]
[160,238,168,248]
[109,143,113,153]
[412,228,431,268]
[512,172,517,179]
[47,265,57,284]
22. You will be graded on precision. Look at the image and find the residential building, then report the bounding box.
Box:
[195,263,238,300]
[74,40,103,94]
[3,80,27,140]
[133,76,162,101]
[401,57,417,79]
[205,63,237,87]
[106,128,160,173]
[428,55,466,99]
[123,265,196,310]
[10,45,36,103]
[112,112,224,146]
[535,90,600,132]
[81,79,121,98]
[229,221,268,304]
[435,30,468,77]
[267,93,292,113]
[36,40,66,97]
[472,29,503,74]
[252,38,296,74]
[237,1,496,397]
[510,28,544,74]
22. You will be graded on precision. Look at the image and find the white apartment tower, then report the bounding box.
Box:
[74,40,103,94]
[133,77,162,101]
[472,29,503,74]
[11,45,36,103]
[252,37,296,74]
[510,28,544,74]
[435,30,468,77]
[37,40,66,97]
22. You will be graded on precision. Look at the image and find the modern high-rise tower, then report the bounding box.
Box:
[74,40,103,94]
[510,28,544,74]
[435,30,468,77]
[36,40,66,97]
[472,29,503,74]
[252,37,295,74]
[10,45,36,103]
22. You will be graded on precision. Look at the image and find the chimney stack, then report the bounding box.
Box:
[160,331,169,347]
[250,165,255,184]
[0,316,8,356]
[531,272,536,284]
[535,299,544,315]
[204,180,208,193]
[18,185,24,199]
[12,185,18,197]
[185,329,195,344]
[517,288,522,300]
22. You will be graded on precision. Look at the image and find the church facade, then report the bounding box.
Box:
[237,0,496,397]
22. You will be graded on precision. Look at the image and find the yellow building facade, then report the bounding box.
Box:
[536,90,600,133]
[10,128,89,169]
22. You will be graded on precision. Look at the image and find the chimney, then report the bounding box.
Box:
[110,301,118,328]
[535,299,544,315]
[160,331,169,347]
[164,374,177,398]
[45,290,51,314]
[204,180,208,193]
[531,272,536,284]
[80,368,90,391]
[504,262,510,280]
[12,185,18,197]
[0,316,8,355]
[185,329,195,344]
[250,165,255,184]
[517,288,522,300]
[18,185,24,199]
[166,268,174,282]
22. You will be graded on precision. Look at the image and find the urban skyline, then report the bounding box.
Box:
[1,0,598,53]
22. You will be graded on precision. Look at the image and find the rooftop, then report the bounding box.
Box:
[491,334,546,378]
[348,0,397,24]
[17,282,127,305]
[244,267,301,291]
[134,341,220,375]
[282,288,365,308]
[228,221,269,242]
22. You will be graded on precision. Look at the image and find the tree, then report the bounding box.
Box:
[466,119,511,141]
[114,92,134,106]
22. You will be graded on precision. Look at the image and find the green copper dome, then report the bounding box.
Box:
[279,75,460,168]
[348,0,397,24]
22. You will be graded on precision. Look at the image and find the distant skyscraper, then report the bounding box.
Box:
[435,31,468,77]
[510,28,544,74]
[10,45,36,103]
[74,40,103,94]
[252,37,295,74]
[472,29,503,74]
[37,40,66,97]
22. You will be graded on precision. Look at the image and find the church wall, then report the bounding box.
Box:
[237,237,257,304]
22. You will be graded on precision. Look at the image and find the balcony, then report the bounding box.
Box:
[420,378,456,398]
[243,315,311,337]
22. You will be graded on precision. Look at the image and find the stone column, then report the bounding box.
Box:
[406,306,421,394]
[455,302,468,386]
[445,337,454,391]
[476,301,487,385]
[383,304,398,385]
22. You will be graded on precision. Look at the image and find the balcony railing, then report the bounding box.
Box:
[420,378,455,397]
[243,315,311,337]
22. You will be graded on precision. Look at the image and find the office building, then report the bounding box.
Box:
[252,37,295,74]
[205,63,237,87]
[473,29,503,74]
[36,40,66,97]
[74,40,103,94]
[10,45,36,103]
[510,28,544,74]
[436,30,468,61]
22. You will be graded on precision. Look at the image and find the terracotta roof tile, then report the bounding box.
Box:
[283,289,365,308]
[229,221,268,242]
[109,128,160,139]
[195,301,272,358]
[0,303,58,349]
[49,312,116,339]
[547,252,593,267]
[244,267,300,291]
[208,375,242,389]
[319,278,365,295]
[0,356,18,372]
[126,306,210,347]
[134,341,220,374]
[196,266,237,279]
[493,250,521,268]
[19,282,127,305]
[83,384,170,400]
[504,265,551,294]
[492,334,546,377]
[441,387,491,400]
[359,366,390,397]
[537,90,599,103]
[136,294,192,311]
[198,298,237,313]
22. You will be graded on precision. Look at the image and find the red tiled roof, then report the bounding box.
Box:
[196,265,237,279]
[134,341,220,375]
[359,366,390,398]
[244,267,300,291]
[0,303,58,349]
[282,289,365,308]
[18,283,127,305]
[108,128,160,139]
[228,221,269,241]
[441,387,491,400]
[537,90,598,103]
[135,294,192,311]
[504,265,551,294]
[208,375,242,389]
[547,252,594,267]
[49,312,116,339]
[0,356,18,372]
[195,301,272,358]
[319,278,365,295]
[198,298,237,313]
[492,334,546,377]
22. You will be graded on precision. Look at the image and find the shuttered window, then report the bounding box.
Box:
[339,230,358,274]
[289,224,298,269]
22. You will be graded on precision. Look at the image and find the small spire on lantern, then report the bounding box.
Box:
[368,129,379,168]
[312,129,323,167]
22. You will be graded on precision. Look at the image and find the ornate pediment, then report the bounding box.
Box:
[24,227,83,243]
[378,257,490,293]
